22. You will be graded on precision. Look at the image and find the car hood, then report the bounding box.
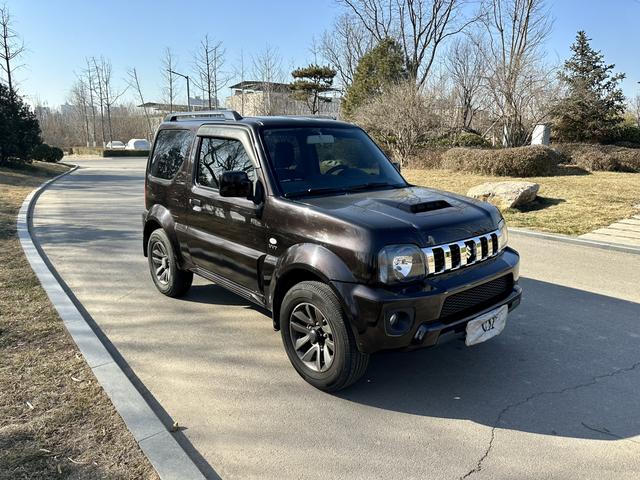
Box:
[295,186,501,247]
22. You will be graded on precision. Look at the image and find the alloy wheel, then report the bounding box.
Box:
[289,302,335,372]
[150,241,171,285]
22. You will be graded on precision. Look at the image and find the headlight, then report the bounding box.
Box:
[497,220,508,251]
[378,245,426,284]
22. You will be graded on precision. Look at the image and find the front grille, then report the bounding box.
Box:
[440,274,513,323]
[422,228,503,277]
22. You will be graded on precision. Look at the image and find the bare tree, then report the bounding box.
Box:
[632,94,640,128]
[193,35,230,109]
[320,12,374,90]
[84,59,98,146]
[252,45,285,115]
[445,36,486,130]
[338,0,478,86]
[480,0,552,146]
[161,47,177,111]
[69,77,90,146]
[0,4,25,95]
[91,57,107,145]
[353,81,438,164]
[37,101,153,149]
[127,67,153,139]
[93,57,127,143]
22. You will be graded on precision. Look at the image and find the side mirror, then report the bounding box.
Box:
[392,161,401,173]
[219,171,252,198]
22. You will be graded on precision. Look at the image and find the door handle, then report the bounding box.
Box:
[189,198,202,211]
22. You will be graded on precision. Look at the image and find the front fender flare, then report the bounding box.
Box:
[267,243,358,328]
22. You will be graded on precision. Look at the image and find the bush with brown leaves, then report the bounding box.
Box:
[441,146,563,177]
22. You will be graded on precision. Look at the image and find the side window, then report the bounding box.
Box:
[149,129,193,180]
[197,137,256,189]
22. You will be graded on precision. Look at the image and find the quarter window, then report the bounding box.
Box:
[149,129,193,179]
[197,137,256,189]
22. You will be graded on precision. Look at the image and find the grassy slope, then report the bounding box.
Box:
[0,162,157,479]
[404,167,640,236]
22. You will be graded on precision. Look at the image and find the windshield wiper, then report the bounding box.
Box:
[284,186,349,198]
[345,182,402,192]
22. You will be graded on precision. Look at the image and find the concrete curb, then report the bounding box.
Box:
[510,227,640,255]
[17,165,206,480]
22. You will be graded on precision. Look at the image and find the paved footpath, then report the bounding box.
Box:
[33,158,640,480]
[580,214,640,248]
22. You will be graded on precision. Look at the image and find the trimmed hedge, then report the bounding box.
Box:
[30,144,64,163]
[556,143,640,173]
[103,149,150,157]
[441,146,563,177]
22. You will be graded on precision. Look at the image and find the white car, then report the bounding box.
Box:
[106,141,126,150]
[126,139,151,151]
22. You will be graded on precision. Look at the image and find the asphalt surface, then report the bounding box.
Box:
[33,157,640,479]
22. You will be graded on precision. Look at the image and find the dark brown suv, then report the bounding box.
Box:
[143,111,521,391]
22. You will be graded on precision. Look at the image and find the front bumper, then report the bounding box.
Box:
[332,247,521,354]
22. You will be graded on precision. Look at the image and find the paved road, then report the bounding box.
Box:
[33,158,640,479]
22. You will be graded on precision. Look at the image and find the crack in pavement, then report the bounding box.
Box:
[460,360,640,479]
[580,422,640,445]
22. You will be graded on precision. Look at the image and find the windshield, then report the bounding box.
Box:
[261,127,407,197]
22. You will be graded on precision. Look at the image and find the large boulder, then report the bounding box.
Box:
[467,181,540,209]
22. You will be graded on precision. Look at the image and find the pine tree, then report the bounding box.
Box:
[0,83,41,165]
[554,31,626,143]
[341,37,406,118]
[290,65,336,115]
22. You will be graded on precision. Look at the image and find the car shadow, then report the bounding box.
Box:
[335,277,640,441]
[181,284,266,311]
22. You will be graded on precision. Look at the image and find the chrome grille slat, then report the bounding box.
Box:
[424,248,436,274]
[487,233,495,256]
[422,228,503,277]
[474,237,482,262]
[442,244,452,271]
[457,241,469,267]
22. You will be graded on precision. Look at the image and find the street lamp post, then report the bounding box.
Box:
[169,69,191,112]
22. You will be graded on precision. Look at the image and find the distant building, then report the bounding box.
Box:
[138,96,214,113]
[60,103,75,116]
[225,81,340,118]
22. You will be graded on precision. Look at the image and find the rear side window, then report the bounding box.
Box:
[149,129,193,179]
[196,137,256,189]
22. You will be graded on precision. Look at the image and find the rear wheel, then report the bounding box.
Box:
[280,281,369,391]
[147,229,193,297]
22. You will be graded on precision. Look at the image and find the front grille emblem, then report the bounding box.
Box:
[464,246,474,263]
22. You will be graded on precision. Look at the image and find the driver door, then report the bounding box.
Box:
[185,127,266,294]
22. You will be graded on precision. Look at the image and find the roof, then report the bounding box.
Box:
[159,110,353,130]
[228,80,291,92]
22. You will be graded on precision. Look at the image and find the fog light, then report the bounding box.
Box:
[384,309,414,336]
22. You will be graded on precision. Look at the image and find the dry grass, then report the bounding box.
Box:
[0,162,157,479]
[404,166,640,235]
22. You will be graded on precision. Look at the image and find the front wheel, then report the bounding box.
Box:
[280,281,369,392]
[147,229,193,297]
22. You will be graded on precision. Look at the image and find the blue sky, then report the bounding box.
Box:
[5,0,640,107]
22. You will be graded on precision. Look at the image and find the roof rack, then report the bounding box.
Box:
[165,110,243,122]
[282,115,337,120]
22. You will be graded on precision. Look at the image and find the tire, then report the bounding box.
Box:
[280,281,369,392]
[147,229,193,297]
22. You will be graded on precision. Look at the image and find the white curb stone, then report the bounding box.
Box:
[17,165,206,480]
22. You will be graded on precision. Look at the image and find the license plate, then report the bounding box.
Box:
[465,305,508,346]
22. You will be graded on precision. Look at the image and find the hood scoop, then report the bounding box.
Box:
[408,200,451,213]
[377,199,451,214]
